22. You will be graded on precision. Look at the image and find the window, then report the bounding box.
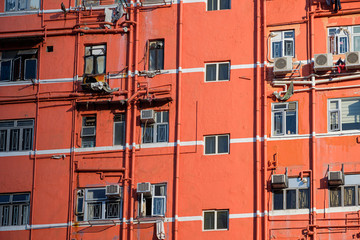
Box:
[204,134,229,155]
[273,178,310,210]
[0,49,38,81]
[0,119,34,152]
[84,45,106,75]
[329,175,360,207]
[207,0,230,11]
[272,102,297,136]
[139,184,166,217]
[148,40,164,71]
[203,210,229,231]
[142,111,168,143]
[328,25,360,54]
[5,0,39,11]
[328,98,360,132]
[205,62,230,82]
[76,187,122,221]
[0,193,30,226]
[81,116,96,148]
[114,114,125,146]
[270,30,295,58]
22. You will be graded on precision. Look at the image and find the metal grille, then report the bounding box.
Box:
[315,54,328,65]
[347,52,359,64]
[275,58,287,69]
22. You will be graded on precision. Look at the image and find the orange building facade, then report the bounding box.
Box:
[1,0,360,239]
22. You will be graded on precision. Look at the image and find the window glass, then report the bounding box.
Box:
[273,190,284,210]
[218,135,229,153]
[0,195,10,203]
[24,59,37,80]
[87,189,106,200]
[298,189,309,209]
[284,40,293,56]
[286,190,296,209]
[206,64,216,81]
[330,188,341,207]
[142,125,154,143]
[6,0,16,11]
[0,130,7,152]
[13,194,29,202]
[88,203,102,220]
[106,202,120,218]
[96,56,105,74]
[219,0,230,10]
[1,60,12,81]
[216,211,228,229]
[218,63,229,80]
[339,37,348,54]
[157,124,168,142]
[344,186,355,206]
[272,42,282,58]
[207,0,217,11]
[285,111,296,135]
[153,198,165,215]
[148,40,164,71]
[204,211,215,230]
[341,99,360,131]
[354,36,360,51]
[10,129,20,151]
[205,136,216,154]
[273,112,283,135]
[85,57,94,75]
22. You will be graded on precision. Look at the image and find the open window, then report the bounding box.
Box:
[84,45,106,76]
[148,40,164,71]
[138,183,166,217]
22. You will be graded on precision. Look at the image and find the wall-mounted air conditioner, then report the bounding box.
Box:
[328,171,344,186]
[314,53,333,72]
[271,174,288,189]
[83,74,106,84]
[140,110,155,123]
[106,185,122,198]
[137,182,152,196]
[346,51,360,70]
[273,57,293,76]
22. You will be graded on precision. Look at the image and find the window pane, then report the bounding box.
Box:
[344,186,355,206]
[207,0,217,11]
[149,49,156,71]
[24,59,37,80]
[157,124,168,142]
[286,190,296,209]
[354,36,360,51]
[6,0,16,11]
[273,190,283,210]
[114,122,125,145]
[330,188,341,207]
[13,194,29,202]
[143,125,154,143]
[205,136,216,154]
[273,112,283,135]
[87,189,106,200]
[29,0,40,9]
[272,42,282,58]
[22,128,33,150]
[284,40,294,56]
[156,112,162,123]
[18,0,27,10]
[330,100,339,110]
[157,48,164,70]
[12,205,19,225]
[0,195,10,203]
[1,60,12,81]
[82,136,95,148]
[77,197,83,214]
[339,37,348,53]
[13,57,21,81]
[21,205,29,225]
[85,57,94,75]
[218,135,229,153]
[285,111,296,135]
[88,203,102,220]
[10,129,19,151]
[341,99,360,131]
[204,212,215,230]
[162,111,169,123]
[218,63,229,81]
[299,189,309,209]
[206,64,216,82]
[2,206,10,226]
[284,31,294,38]
[154,185,165,196]
[153,198,165,216]
[216,211,228,229]
[96,56,105,74]
[330,111,340,131]
[0,130,7,152]
[219,0,230,10]
[106,202,120,218]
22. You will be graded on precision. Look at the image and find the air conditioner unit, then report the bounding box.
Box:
[328,171,344,186]
[106,185,122,198]
[271,174,288,189]
[273,57,293,76]
[137,182,152,196]
[83,74,106,84]
[314,53,333,72]
[81,126,95,137]
[346,51,360,70]
[140,110,155,123]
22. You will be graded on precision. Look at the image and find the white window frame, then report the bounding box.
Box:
[271,102,298,137]
[328,25,360,54]
[204,62,230,82]
[206,0,231,11]
[204,134,230,155]
[141,111,169,144]
[138,183,167,217]
[0,119,34,152]
[0,193,30,226]
[270,30,295,59]
[202,209,229,231]
[5,0,40,11]
[113,114,125,146]
[327,97,360,133]
[272,187,310,210]
[77,187,122,221]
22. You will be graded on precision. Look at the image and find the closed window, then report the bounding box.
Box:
[207,0,230,11]
[270,30,295,58]
[0,119,34,152]
[0,49,38,81]
[84,45,106,75]
[148,40,164,71]
[204,134,229,155]
[330,186,358,207]
[328,98,360,132]
[273,178,310,210]
[205,62,230,82]
[5,0,40,11]
[203,210,229,231]
[0,193,30,226]
[142,111,168,143]
[138,184,166,217]
[114,114,125,146]
[272,102,297,136]
[81,116,96,148]
[76,187,122,221]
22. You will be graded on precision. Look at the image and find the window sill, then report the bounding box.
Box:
[202,228,229,232]
[269,208,311,216]
[322,130,360,137]
[204,152,230,156]
[269,134,304,139]
[0,80,34,86]
[136,216,165,223]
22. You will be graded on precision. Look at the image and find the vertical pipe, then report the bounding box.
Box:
[174,0,183,240]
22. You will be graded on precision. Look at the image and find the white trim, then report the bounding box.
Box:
[178,216,202,222]
[269,209,311,216]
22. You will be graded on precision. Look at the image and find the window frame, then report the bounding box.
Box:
[138,183,167,217]
[0,193,30,227]
[148,39,164,71]
[270,30,295,59]
[5,0,40,12]
[328,25,360,54]
[204,134,230,155]
[113,114,125,146]
[141,111,169,144]
[327,97,360,133]
[84,44,106,76]
[206,0,231,11]
[202,209,229,231]
[329,185,359,208]
[0,119,34,152]
[271,102,298,137]
[81,115,96,148]
[204,62,230,82]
